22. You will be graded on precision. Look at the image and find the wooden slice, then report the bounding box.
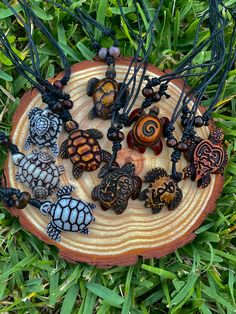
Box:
[4,58,224,267]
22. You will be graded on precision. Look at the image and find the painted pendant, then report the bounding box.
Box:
[182,128,228,188]
[139,168,183,214]
[127,106,169,155]
[13,150,64,199]
[92,162,142,214]
[40,185,95,242]
[25,107,62,156]
[86,63,128,120]
[59,120,111,179]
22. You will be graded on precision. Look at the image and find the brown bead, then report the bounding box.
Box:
[0,136,10,147]
[53,102,64,113]
[152,92,161,102]
[107,130,124,142]
[166,138,177,148]
[63,99,74,110]
[15,192,31,209]
[142,87,154,98]
[177,142,188,152]
[194,116,204,127]
[53,80,63,89]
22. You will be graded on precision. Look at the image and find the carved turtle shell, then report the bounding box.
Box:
[25,108,62,156]
[183,128,228,188]
[15,150,64,199]
[92,162,142,214]
[87,78,120,120]
[40,185,96,242]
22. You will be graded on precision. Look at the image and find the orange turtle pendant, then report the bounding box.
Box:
[127,106,169,155]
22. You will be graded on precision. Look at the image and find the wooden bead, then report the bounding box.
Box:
[98,48,108,59]
[152,92,161,102]
[63,100,74,110]
[177,142,188,152]
[109,47,120,58]
[107,130,124,142]
[15,192,31,209]
[52,102,64,113]
[53,80,63,89]
[167,138,177,148]
[194,116,204,127]
[142,87,154,98]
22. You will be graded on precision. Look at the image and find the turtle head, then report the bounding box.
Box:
[209,128,224,144]
[37,151,54,164]
[149,106,160,117]
[12,153,25,166]
[40,201,52,215]
[64,120,79,134]
[105,64,116,80]
[121,162,135,176]
[33,186,49,199]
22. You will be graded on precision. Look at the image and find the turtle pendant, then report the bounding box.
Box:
[182,128,228,188]
[86,63,129,120]
[127,106,169,155]
[0,132,64,199]
[59,120,111,179]
[139,168,183,213]
[39,185,96,242]
[92,162,142,214]
[25,107,62,156]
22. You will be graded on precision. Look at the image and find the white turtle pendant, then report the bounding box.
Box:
[13,149,64,200]
[25,107,62,156]
[40,185,96,242]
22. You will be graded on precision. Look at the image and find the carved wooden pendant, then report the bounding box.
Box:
[139,168,183,213]
[127,106,169,155]
[182,128,228,188]
[59,120,111,179]
[92,162,142,214]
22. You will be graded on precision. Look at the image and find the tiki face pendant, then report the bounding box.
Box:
[127,107,169,155]
[13,149,64,199]
[182,128,228,188]
[92,162,142,214]
[139,168,183,213]
[40,185,96,242]
[59,120,111,179]
[25,107,62,156]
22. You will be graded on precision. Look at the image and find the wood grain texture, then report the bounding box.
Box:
[4,58,224,267]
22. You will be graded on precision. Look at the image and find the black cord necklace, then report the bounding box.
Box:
[0,0,74,155]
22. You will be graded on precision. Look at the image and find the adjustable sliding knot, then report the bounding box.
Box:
[171,150,182,163]
[159,83,170,99]
[59,109,73,122]
[118,113,129,126]
[105,54,115,66]
[202,111,211,125]
[165,123,175,138]
[92,41,101,52]
[42,93,58,107]
[142,97,153,109]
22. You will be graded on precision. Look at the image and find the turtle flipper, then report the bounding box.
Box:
[101,150,112,162]
[114,203,127,215]
[86,128,103,140]
[198,172,211,188]
[86,77,99,96]
[47,222,61,242]
[152,205,163,214]
[139,189,148,201]
[80,228,89,235]
[72,165,83,179]
[51,142,59,156]
[145,168,167,183]
[59,140,69,159]
[182,166,194,179]
[58,165,65,175]
[24,136,33,150]
[88,107,97,120]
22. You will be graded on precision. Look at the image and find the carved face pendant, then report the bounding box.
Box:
[92,162,142,214]
[39,185,96,242]
[182,128,228,188]
[59,120,111,179]
[139,168,183,213]
[25,107,62,156]
[127,106,169,155]
[12,149,64,199]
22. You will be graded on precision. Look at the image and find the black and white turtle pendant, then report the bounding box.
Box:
[0,132,64,199]
[92,162,142,214]
[139,168,183,214]
[25,107,62,156]
[39,185,96,242]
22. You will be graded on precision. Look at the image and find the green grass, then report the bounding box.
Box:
[0,0,236,313]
